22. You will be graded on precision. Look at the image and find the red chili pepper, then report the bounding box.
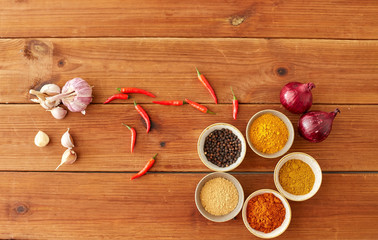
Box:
[231,87,238,120]
[117,87,156,98]
[103,93,129,104]
[184,98,215,115]
[152,100,186,106]
[122,123,136,153]
[195,67,218,104]
[130,153,158,180]
[134,101,151,133]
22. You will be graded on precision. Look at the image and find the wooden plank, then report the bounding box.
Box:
[0,173,377,239]
[0,0,377,39]
[0,104,375,172]
[1,38,378,104]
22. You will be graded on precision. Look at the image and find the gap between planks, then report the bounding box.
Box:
[0,171,376,174]
[1,36,378,41]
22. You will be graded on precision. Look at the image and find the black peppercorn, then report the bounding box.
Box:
[204,128,242,167]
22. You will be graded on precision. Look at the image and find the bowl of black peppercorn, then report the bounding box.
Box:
[198,123,247,172]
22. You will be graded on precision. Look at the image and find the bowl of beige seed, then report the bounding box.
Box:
[195,172,244,222]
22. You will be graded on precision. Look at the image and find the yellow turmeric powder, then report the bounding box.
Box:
[279,159,315,195]
[249,114,288,154]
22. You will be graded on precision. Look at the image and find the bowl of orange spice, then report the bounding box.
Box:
[242,189,291,239]
[246,110,294,158]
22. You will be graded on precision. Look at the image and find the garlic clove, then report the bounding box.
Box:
[40,84,61,96]
[34,131,50,147]
[40,100,54,110]
[56,149,77,170]
[61,128,74,149]
[48,107,67,120]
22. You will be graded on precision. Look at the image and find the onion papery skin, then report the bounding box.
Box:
[298,108,340,143]
[280,82,315,114]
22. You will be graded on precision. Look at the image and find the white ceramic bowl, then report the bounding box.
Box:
[246,109,294,159]
[195,172,244,222]
[274,152,322,201]
[242,189,291,239]
[197,123,247,172]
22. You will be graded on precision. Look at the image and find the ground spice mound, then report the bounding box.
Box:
[200,177,239,216]
[249,114,288,154]
[279,159,315,195]
[246,193,286,233]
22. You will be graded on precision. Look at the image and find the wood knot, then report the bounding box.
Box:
[14,203,29,215]
[160,142,166,147]
[229,16,246,26]
[58,59,66,67]
[276,67,288,76]
[23,40,50,60]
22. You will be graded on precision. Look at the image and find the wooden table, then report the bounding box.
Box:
[1,1,377,239]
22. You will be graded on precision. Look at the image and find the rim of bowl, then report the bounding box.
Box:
[197,123,247,172]
[242,189,291,239]
[274,152,322,201]
[195,172,245,222]
[245,109,294,159]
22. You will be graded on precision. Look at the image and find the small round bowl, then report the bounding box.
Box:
[197,123,247,172]
[195,172,244,222]
[246,109,294,159]
[242,189,291,239]
[274,152,322,201]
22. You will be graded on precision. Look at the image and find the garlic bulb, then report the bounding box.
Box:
[40,84,60,96]
[61,128,75,149]
[46,78,93,113]
[34,131,50,147]
[56,149,77,170]
[48,107,67,120]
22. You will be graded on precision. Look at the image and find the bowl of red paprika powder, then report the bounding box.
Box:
[242,189,291,239]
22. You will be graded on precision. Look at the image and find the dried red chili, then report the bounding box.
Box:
[117,87,156,98]
[103,93,129,104]
[130,153,158,180]
[195,67,218,104]
[122,123,136,153]
[184,98,215,115]
[134,101,151,133]
[152,100,186,106]
[231,87,238,120]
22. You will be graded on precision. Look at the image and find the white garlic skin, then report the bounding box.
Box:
[56,149,77,170]
[50,107,67,120]
[61,128,74,149]
[40,84,61,95]
[34,131,50,147]
[62,78,93,112]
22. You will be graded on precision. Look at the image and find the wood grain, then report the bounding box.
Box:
[0,0,377,39]
[1,38,378,104]
[0,104,375,172]
[0,173,377,239]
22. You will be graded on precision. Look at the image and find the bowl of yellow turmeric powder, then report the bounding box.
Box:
[246,110,294,158]
[274,152,322,201]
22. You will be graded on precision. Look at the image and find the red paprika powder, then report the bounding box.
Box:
[246,193,286,233]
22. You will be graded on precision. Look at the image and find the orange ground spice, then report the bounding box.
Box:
[246,193,286,233]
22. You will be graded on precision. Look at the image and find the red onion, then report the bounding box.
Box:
[280,82,315,114]
[298,108,340,143]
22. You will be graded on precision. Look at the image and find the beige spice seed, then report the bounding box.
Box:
[200,177,239,216]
